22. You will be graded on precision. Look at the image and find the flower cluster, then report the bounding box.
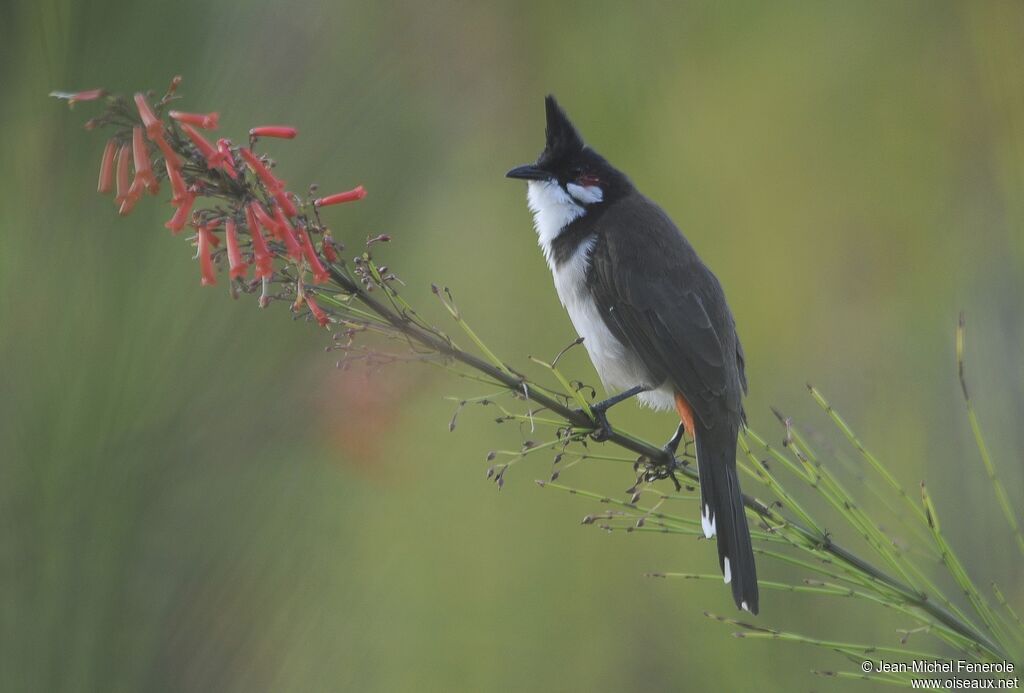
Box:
[55,79,367,327]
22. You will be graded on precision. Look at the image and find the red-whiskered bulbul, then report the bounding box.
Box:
[506,96,758,614]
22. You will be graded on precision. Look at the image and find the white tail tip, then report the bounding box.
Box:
[700,504,716,539]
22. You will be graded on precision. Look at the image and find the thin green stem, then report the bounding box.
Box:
[324,263,1011,662]
[957,314,1024,557]
[807,385,929,530]
[920,482,1007,649]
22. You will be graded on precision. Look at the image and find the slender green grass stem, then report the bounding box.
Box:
[957,315,1024,558]
[325,264,1013,663]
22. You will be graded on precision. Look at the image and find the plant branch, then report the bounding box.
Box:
[57,82,1017,672]
[327,264,1009,662]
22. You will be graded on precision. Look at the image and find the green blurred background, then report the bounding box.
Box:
[2,1,1022,691]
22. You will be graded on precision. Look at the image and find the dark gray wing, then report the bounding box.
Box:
[586,194,745,428]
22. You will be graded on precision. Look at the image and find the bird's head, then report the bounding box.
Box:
[506,95,629,209]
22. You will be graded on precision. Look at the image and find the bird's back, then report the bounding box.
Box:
[586,192,746,426]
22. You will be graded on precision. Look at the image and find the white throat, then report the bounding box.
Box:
[522,178,671,411]
[526,180,583,267]
[525,180,603,268]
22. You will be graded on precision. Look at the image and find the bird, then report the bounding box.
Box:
[506,95,758,614]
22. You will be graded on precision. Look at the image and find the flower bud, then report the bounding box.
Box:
[245,204,275,279]
[197,224,217,286]
[225,218,248,279]
[304,294,330,327]
[62,89,106,107]
[248,200,277,235]
[296,224,330,284]
[320,232,338,263]
[314,185,366,207]
[97,139,117,194]
[272,205,303,261]
[132,126,158,194]
[216,138,238,179]
[273,189,298,217]
[151,132,182,170]
[179,123,219,167]
[169,110,219,129]
[166,160,188,205]
[114,144,132,207]
[164,193,194,234]
[134,92,162,139]
[249,126,298,139]
[239,148,285,191]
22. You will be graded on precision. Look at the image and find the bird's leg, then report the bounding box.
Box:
[664,422,685,457]
[586,384,650,442]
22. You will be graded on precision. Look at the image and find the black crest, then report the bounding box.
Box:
[508,94,631,198]
[543,95,584,162]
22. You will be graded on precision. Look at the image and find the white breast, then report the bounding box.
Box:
[526,181,674,411]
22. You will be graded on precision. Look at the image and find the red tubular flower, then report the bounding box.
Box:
[296,224,330,284]
[115,143,132,206]
[166,159,188,204]
[245,204,275,278]
[134,92,162,139]
[119,177,143,216]
[114,140,144,213]
[320,231,338,263]
[165,192,194,234]
[304,294,330,328]
[321,243,338,263]
[169,110,219,129]
[239,148,285,191]
[273,189,298,217]
[215,138,238,179]
[249,126,298,139]
[144,177,160,196]
[197,224,217,286]
[248,200,278,236]
[179,123,220,167]
[314,185,366,207]
[152,133,182,169]
[66,89,107,107]
[97,139,117,194]
[132,126,159,194]
[272,205,304,260]
[225,218,248,279]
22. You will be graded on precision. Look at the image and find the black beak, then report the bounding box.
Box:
[505,164,550,181]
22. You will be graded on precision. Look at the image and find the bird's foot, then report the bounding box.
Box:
[578,385,651,442]
[587,406,613,442]
[635,448,684,492]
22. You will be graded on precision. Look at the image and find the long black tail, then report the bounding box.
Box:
[695,421,759,614]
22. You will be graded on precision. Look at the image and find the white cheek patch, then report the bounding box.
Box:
[566,182,603,205]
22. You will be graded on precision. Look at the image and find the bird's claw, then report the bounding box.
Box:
[635,448,684,492]
[579,404,683,491]
[587,407,613,442]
